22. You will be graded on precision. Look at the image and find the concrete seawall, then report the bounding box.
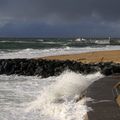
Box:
[86,75,120,120]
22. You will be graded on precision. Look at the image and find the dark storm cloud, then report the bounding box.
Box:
[0,0,120,37]
[0,0,120,23]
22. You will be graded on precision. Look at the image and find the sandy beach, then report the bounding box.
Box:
[42,50,120,63]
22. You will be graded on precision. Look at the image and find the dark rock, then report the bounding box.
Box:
[101,66,113,76]
[0,58,120,78]
[111,64,120,73]
[34,66,43,76]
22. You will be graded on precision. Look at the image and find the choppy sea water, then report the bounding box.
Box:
[0,71,103,120]
[0,38,120,59]
[0,38,119,120]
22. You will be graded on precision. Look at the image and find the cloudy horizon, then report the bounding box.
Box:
[0,0,120,37]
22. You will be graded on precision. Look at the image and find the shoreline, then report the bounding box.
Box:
[0,50,120,77]
[0,50,120,120]
[41,50,120,63]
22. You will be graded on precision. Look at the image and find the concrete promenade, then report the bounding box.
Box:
[86,74,120,120]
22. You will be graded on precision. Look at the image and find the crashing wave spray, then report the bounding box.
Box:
[51,70,104,102]
[26,70,104,120]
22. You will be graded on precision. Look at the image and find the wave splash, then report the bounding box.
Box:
[26,71,104,120]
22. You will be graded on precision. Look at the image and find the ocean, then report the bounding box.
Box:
[0,38,119,120]
[0,38,120,59]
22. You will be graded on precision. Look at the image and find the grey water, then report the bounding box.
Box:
[0,37,120,59]
[0,37,120,50]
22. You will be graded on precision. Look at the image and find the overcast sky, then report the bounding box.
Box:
[0,0,120,37]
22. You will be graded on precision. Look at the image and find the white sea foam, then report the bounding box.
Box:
[26,71,104,120]
[0,45,120,59]
[0,40,39,43]
[0,71,104,120]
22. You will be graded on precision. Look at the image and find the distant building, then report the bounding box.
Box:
[90,39,110,45]
[75,38,87,43]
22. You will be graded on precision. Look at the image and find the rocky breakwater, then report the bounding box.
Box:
[0,59,120,78]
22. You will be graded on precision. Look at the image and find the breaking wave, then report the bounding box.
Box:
[26,71,104,120]
[0,45,120,59]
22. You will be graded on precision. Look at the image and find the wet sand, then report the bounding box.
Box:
[86,75,120,120]
[42,50,120,63]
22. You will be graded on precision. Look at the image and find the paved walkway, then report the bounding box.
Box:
[86,74,120,120]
